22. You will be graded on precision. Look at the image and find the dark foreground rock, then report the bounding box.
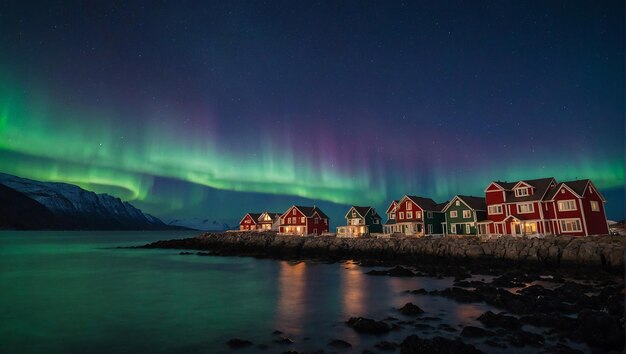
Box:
[400,335,484,354]
[140,232,625,272]
[329,339,352,348]
[398,302,424,316]
[346,317,390,334]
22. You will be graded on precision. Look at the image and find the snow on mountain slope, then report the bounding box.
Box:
[165,217,236,231]
[0,172,170,230]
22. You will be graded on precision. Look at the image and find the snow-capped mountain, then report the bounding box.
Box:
[0,172,173,230]
[165,217,236,231]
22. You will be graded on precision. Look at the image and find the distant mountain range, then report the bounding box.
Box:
[165,217,237,231]
[0,173,181,231]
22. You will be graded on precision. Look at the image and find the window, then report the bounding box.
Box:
[560,189,565,194]
[450,211,458,218]
[455,200,460,206]
[488,205,503,215]
[463,210,471,218]
[292,209,296,215]
[466,224,471,234]
[518,203,534,214]
[352,210,356,217]
[315,218,319,224]
[324,219,327,224]
[424,212,429,218]
[390,213,395,220]
[374,219,379,224]
[300,217,305,223]
[406,202,412,210]
[451,224,456,233]
[428,224,433,234]
[560,219,582,232]
[557,200,577,211]
[407,211,413,219]
[591,201,600,212]
[515,188,529,197]
[399,212,404,219]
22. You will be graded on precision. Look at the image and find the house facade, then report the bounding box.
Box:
[480,178,609,236]
[337,206,382,237]
[239,213,261,231]
[258,211,281,231]
[393,195,446,236]
[279,205,329,236]
[442,195,486,236]
[383,200,400,234]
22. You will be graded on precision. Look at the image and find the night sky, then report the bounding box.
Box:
[0,1,623,224]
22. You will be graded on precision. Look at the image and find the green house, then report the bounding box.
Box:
[441,195,487,236]
[336,206,383,237]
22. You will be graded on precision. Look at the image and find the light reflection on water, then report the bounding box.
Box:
[0,232,589,354]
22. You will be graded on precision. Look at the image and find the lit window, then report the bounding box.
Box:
[406,202,412,210]
[463,210,471,218]
[292,209,296,215]
[450,211,458,218]
[455,200,460,206]
[591,201,600,212]
[557,200,577,212]
[390,213,395,220]
[301,217,305,223]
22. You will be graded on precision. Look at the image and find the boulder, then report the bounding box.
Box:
[346,317,390,334]
[400,335,484,354]
[477,311,522,330]
[398,302,424,315]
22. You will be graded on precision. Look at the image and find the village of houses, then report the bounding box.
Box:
[239,177,611,238]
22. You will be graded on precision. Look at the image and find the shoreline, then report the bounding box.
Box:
[139,231,625,274]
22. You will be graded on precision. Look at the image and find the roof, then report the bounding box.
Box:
[457,195,487,210]
[258,211,281,222]
[291,205,329,219]
[434,202,449,212]
[351,206,372,217]
[504,214,534,221]
[494,177,556,202]
[386,200,399,214]
[403,195,439,211]
[544,179,602,201]
[240,212,262,224]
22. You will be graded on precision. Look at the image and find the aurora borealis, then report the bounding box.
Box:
[0,1,623,223]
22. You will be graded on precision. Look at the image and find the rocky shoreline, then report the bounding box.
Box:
[141,231,625,273]
[137,232,625,353]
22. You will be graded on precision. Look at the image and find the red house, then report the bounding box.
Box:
[479,177,609,236]
[239,212,261,231]
[279,205,329,236]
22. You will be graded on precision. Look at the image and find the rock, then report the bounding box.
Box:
[484,339,507,348]
[400,335,484,354]
[477,311,522,330]
[539,344,584,354]
[520,313,576,332]
[429,287,484,303]
[375,340,398,351]
[329,339,352,348]
[437,323,457,332]
[460,326,494,337]
[398,302,424,315]
[227,338,253,348]
[367,266,416,277]
[273,330,284,335]
[274,337,295,344]
[347,317,390,334]
[507,330,545,347]
[409,288,428,295]
[574,309,624,350]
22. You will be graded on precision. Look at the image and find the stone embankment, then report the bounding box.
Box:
[143,232,625,272]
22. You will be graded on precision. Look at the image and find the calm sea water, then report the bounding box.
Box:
[0,231,585,353]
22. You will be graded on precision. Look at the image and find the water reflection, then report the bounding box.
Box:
[340,262,367,317]
[275,261,307,335]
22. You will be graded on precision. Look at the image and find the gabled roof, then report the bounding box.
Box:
[283,205,329,219]
[442,195,486,212]
[497,177,556,202]
[240,212,262,225]
[348,206,372,218]
[258,211,281,222]
[386,200,399,214]
[400,195,439,211]
[544,179,603,201]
